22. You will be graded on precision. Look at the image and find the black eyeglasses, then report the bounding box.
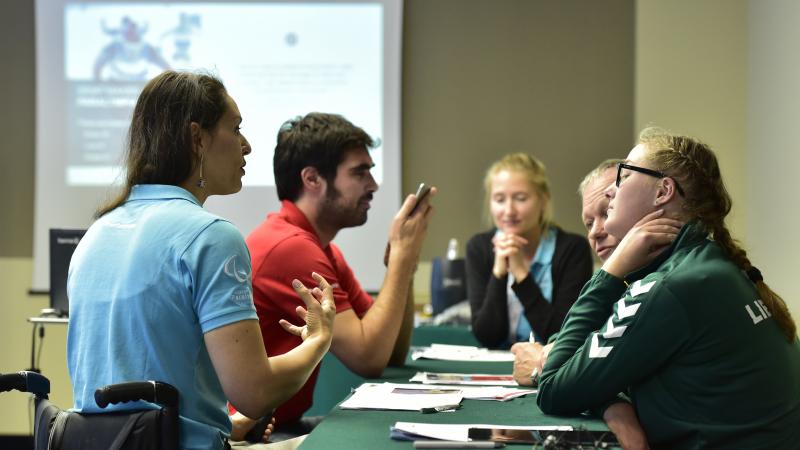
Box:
[616,163,685,197]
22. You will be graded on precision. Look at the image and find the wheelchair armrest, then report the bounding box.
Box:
[0,371,50,398]
[95,380,179,409]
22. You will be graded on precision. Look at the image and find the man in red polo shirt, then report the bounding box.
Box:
[238,112,434,441]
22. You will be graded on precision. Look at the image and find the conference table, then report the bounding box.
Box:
[299,325,612,449]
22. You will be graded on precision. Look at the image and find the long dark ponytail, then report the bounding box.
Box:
[96,71,227,218]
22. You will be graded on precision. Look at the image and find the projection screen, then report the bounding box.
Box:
[33,0,402,292]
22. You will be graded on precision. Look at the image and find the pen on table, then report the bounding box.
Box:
[413,440,505,449]
[420,404,462,413]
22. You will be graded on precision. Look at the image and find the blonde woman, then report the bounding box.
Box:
[466,153,593,348]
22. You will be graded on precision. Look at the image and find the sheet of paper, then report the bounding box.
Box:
[391,422,573,442]
[410,371,518,386]
[339,382,463,411]
[411,344,515,362]
[388,382,535,402]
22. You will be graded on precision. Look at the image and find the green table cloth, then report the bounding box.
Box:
[300,342,610,449]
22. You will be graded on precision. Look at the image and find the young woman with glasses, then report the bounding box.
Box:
[536,127,800,449]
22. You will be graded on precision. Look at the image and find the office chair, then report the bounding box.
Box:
[0,371,179,450]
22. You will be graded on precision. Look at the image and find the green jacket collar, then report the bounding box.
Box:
[625,221,708,283]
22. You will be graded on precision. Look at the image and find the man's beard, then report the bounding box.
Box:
[321,185,371,230]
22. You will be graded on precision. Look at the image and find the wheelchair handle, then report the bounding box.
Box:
[0,371,50,397]
[0,373,27,393]
[94,380,179,409]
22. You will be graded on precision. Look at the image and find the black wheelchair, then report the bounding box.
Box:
[0,371,179,450]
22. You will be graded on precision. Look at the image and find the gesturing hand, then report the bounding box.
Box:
[280,272,336,345]
[602,210,684,279]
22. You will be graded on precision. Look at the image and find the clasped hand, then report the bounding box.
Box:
[492,232,529,281]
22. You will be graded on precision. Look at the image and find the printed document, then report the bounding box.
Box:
[411,344,514,362]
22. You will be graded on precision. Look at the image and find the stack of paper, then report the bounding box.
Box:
[410,372,517,386]
[411,344,515,362]
[339,383,463,412]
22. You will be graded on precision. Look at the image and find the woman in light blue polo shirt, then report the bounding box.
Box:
[67,71,336,450]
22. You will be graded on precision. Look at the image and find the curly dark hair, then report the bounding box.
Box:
[273,112,375,201]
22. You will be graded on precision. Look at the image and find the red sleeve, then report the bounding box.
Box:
[329,243,374,318]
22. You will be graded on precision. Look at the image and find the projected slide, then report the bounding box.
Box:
[35,0,401,292]
[63,3,383,186]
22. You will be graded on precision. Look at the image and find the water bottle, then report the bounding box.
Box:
[431,238,466,315]
[446,238,458,260]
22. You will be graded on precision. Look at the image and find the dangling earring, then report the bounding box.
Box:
[197,152,206,188]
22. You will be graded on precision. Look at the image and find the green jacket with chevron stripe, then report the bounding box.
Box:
[537,222,800,450]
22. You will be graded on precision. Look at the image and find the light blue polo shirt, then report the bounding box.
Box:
[67,184,257,450]
[506,226,556,343]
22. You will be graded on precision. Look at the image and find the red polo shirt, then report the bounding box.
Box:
[245,200,373,425]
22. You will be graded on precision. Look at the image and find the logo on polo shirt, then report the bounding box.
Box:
[223,255,250,283]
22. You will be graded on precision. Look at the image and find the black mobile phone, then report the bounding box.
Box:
[410,182,432,215]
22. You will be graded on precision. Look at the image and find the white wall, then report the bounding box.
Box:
[636,0,799,320]
[748,0,800,321]
[0,258,72,435]
[635,0,748,237]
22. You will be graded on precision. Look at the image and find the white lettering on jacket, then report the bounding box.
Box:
[746,299,772,325]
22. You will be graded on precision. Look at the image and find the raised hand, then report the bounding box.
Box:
[602,210,684,278]
[279,272,336,345]
[385,187,437,267]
